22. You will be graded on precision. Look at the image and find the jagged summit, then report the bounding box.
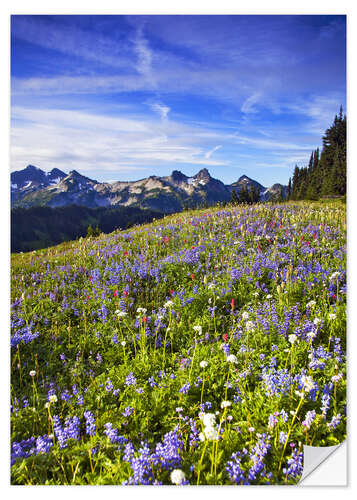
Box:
[231,174,266,192]
[47,168,66,177]
[64,170,97,183]
[171,170,188,182]
[237,174,252,182]
[194,168,211,180]
[11,164,287,210]
[25,164,41,172]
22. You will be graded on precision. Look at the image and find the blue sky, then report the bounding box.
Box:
[10,15,346,186]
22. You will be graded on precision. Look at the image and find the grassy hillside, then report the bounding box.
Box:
[10,201,346,485]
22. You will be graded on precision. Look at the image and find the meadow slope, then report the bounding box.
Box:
[10,201,346,485]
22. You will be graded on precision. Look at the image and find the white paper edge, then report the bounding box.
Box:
[298,440,347,486]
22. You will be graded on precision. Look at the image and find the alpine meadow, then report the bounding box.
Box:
[11,200,346,484]
[10,14,347,486]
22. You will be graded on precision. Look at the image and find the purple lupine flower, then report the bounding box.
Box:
[84,410,96,436]
[122,406,134,417]
[280,409,289,423]
[248,433,271,482]
[283,448,303,479]
[226,450,250,485]
[179,382,191,394]
[35,435,53,454]
[52,415,67,448]
[279,431,288,444]
[61,389,71,403]
[327,414,342,430]
[188,418,200,448]
[105,379,114,392]
[64,415,81,441]
[125,372,137,386]
[302,410,316,430]
[151,426,184,470]
[73,391,83,406]
[104,422,127,449]
[268,412,279,429]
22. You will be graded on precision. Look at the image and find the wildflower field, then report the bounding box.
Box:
[10,201,346,485]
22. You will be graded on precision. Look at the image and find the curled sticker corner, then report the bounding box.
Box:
[299,440,346,485]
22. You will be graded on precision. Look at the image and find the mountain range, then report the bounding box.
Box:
[11,165,287,212]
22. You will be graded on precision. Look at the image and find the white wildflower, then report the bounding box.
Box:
[193,325,202,335]
[266,294,272,299]
[242,312,249,320]
[288,334,298,345]
[29,370,36,377]
[245,321,255,331]
[226,354,238,364]
[170,469,186,485]
[200,413,216,428]
[49,395,57,404]
[116,311,127,318]
[136,307,147,314]
[307,331,316,340]
[328,313,337,320]
[331,373,343,384]
[164,300,174,308]
[306,300,316,308]
[301,375,315,393]
[221,400,232,409]
[121,341,126,347]
[204,426,219,441]
[329,272,340,281]
[200,360,208,368]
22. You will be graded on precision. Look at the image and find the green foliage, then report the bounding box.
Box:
[291,108,346,200]
[230,189,239,205]
[11,205,163,253]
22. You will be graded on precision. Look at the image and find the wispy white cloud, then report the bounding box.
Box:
[233,132,312,152]
[150,102,170,121]
[204,145,222,159]
[241,92,262,114]
[12,75,146,96]
[11,16,133,70]
[11,107,229,178]
[132,24,156,88]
